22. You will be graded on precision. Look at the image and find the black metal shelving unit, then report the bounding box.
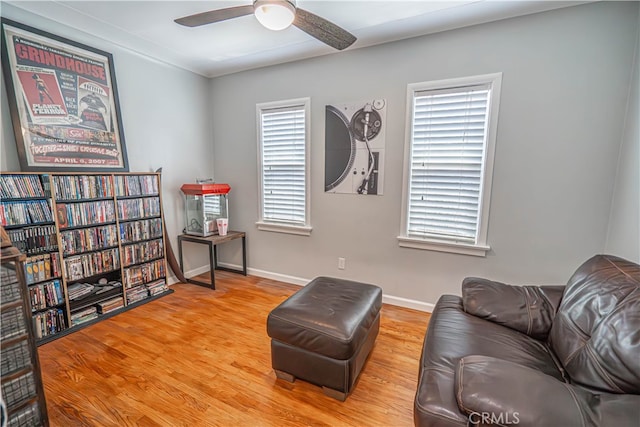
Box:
[1,227,49,426]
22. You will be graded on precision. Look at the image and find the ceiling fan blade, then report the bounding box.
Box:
[175,5,254,27]
[293,8,356,50]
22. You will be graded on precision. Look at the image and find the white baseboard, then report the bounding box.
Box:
[241,266,309,287]
[215,262,434,313]
[166,265,210,286]
[381,294,435,312]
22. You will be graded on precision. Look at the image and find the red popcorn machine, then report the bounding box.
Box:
[180,182,230,237]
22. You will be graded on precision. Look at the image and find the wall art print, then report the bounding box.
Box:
[325,99,386,195]
[1,18,128,171]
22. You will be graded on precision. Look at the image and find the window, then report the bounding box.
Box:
[399,73,502,256]
[204,195,221,216]
[256,98,311,236]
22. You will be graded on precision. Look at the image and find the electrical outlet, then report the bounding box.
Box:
[338,257,346,270]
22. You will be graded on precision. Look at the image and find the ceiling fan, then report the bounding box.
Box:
[174,0,357,51]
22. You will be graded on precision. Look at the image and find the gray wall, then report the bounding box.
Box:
[606,12,640,263]
[0,4,214,276]
[210,2,639,306]
[2,2,637,305]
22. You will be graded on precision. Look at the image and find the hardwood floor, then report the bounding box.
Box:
[38,272,431,426]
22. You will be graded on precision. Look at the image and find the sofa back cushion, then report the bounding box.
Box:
[549,255,640,394]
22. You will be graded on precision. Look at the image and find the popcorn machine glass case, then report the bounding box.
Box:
[181,183,230,237]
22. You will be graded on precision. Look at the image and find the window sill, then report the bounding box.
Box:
[256,221,312,236]
[397,236,489,257]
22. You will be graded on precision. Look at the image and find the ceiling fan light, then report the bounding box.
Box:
[254,0,295,31]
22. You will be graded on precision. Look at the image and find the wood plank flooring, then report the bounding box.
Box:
[38,272,431,426]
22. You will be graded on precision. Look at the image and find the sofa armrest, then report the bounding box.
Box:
[462,278,564,340]
[455,355,640,427]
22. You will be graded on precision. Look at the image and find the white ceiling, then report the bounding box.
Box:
[5,1,590,78]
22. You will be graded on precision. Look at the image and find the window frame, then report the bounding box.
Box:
[398,73,502,257]
[256,97,312,236]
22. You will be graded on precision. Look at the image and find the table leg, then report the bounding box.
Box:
[178,237,184,279]
[208,242,215,290]
[213,244,218,269]
[242,236,247,276]
[181,233,246,285]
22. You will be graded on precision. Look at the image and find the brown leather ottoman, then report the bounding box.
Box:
[267,276,382,401]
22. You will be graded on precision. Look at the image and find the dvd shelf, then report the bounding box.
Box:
[32,309,66,339]
[68,281,122,313]
[56,200,116,229]
[0,174,67,346]
[0,172,171,346]
[52,175,113,200]
[63,248,121,281]
[122,238,164,267]
[119,218,163,244]
[0,174,46,199]
[1,226,49,426]
[60,224,119,256]
[23,253,62,285]
[115,174,165,308]
[117,197,161,221]
[124,259,166,288]
[1,200,53,227]
[5,225,58,255]
[96,296,124,315]
[28,279,64,311]
[114,174,159,197]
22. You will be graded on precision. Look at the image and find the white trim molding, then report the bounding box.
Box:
[256,97,312,235]
[216,262,435,313]
[255,221,312,236]
[399,72,502,257]
[166,264,210,285]
[398,236,490,257]
[382,294,435,313]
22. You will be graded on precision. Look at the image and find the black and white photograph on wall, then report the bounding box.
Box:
[325,99,386,195]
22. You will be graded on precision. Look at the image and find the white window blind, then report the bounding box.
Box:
[204,196,220,216]
[260,105,307,225]
[407,83,492,244]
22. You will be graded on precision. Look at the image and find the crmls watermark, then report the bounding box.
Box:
[469,411,520,425]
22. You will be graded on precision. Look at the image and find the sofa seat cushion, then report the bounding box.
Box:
[415,295,564,426]
[455,355,640,427]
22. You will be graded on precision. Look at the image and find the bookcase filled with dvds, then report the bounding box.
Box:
[0,172,172,345]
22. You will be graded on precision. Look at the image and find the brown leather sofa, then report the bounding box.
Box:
[414,255,640,426]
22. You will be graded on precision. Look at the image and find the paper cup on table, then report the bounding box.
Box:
[216,218,228,236]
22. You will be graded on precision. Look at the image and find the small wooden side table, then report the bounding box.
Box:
[177,231,247,289]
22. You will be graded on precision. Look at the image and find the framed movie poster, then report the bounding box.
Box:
[1,18,129,171]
